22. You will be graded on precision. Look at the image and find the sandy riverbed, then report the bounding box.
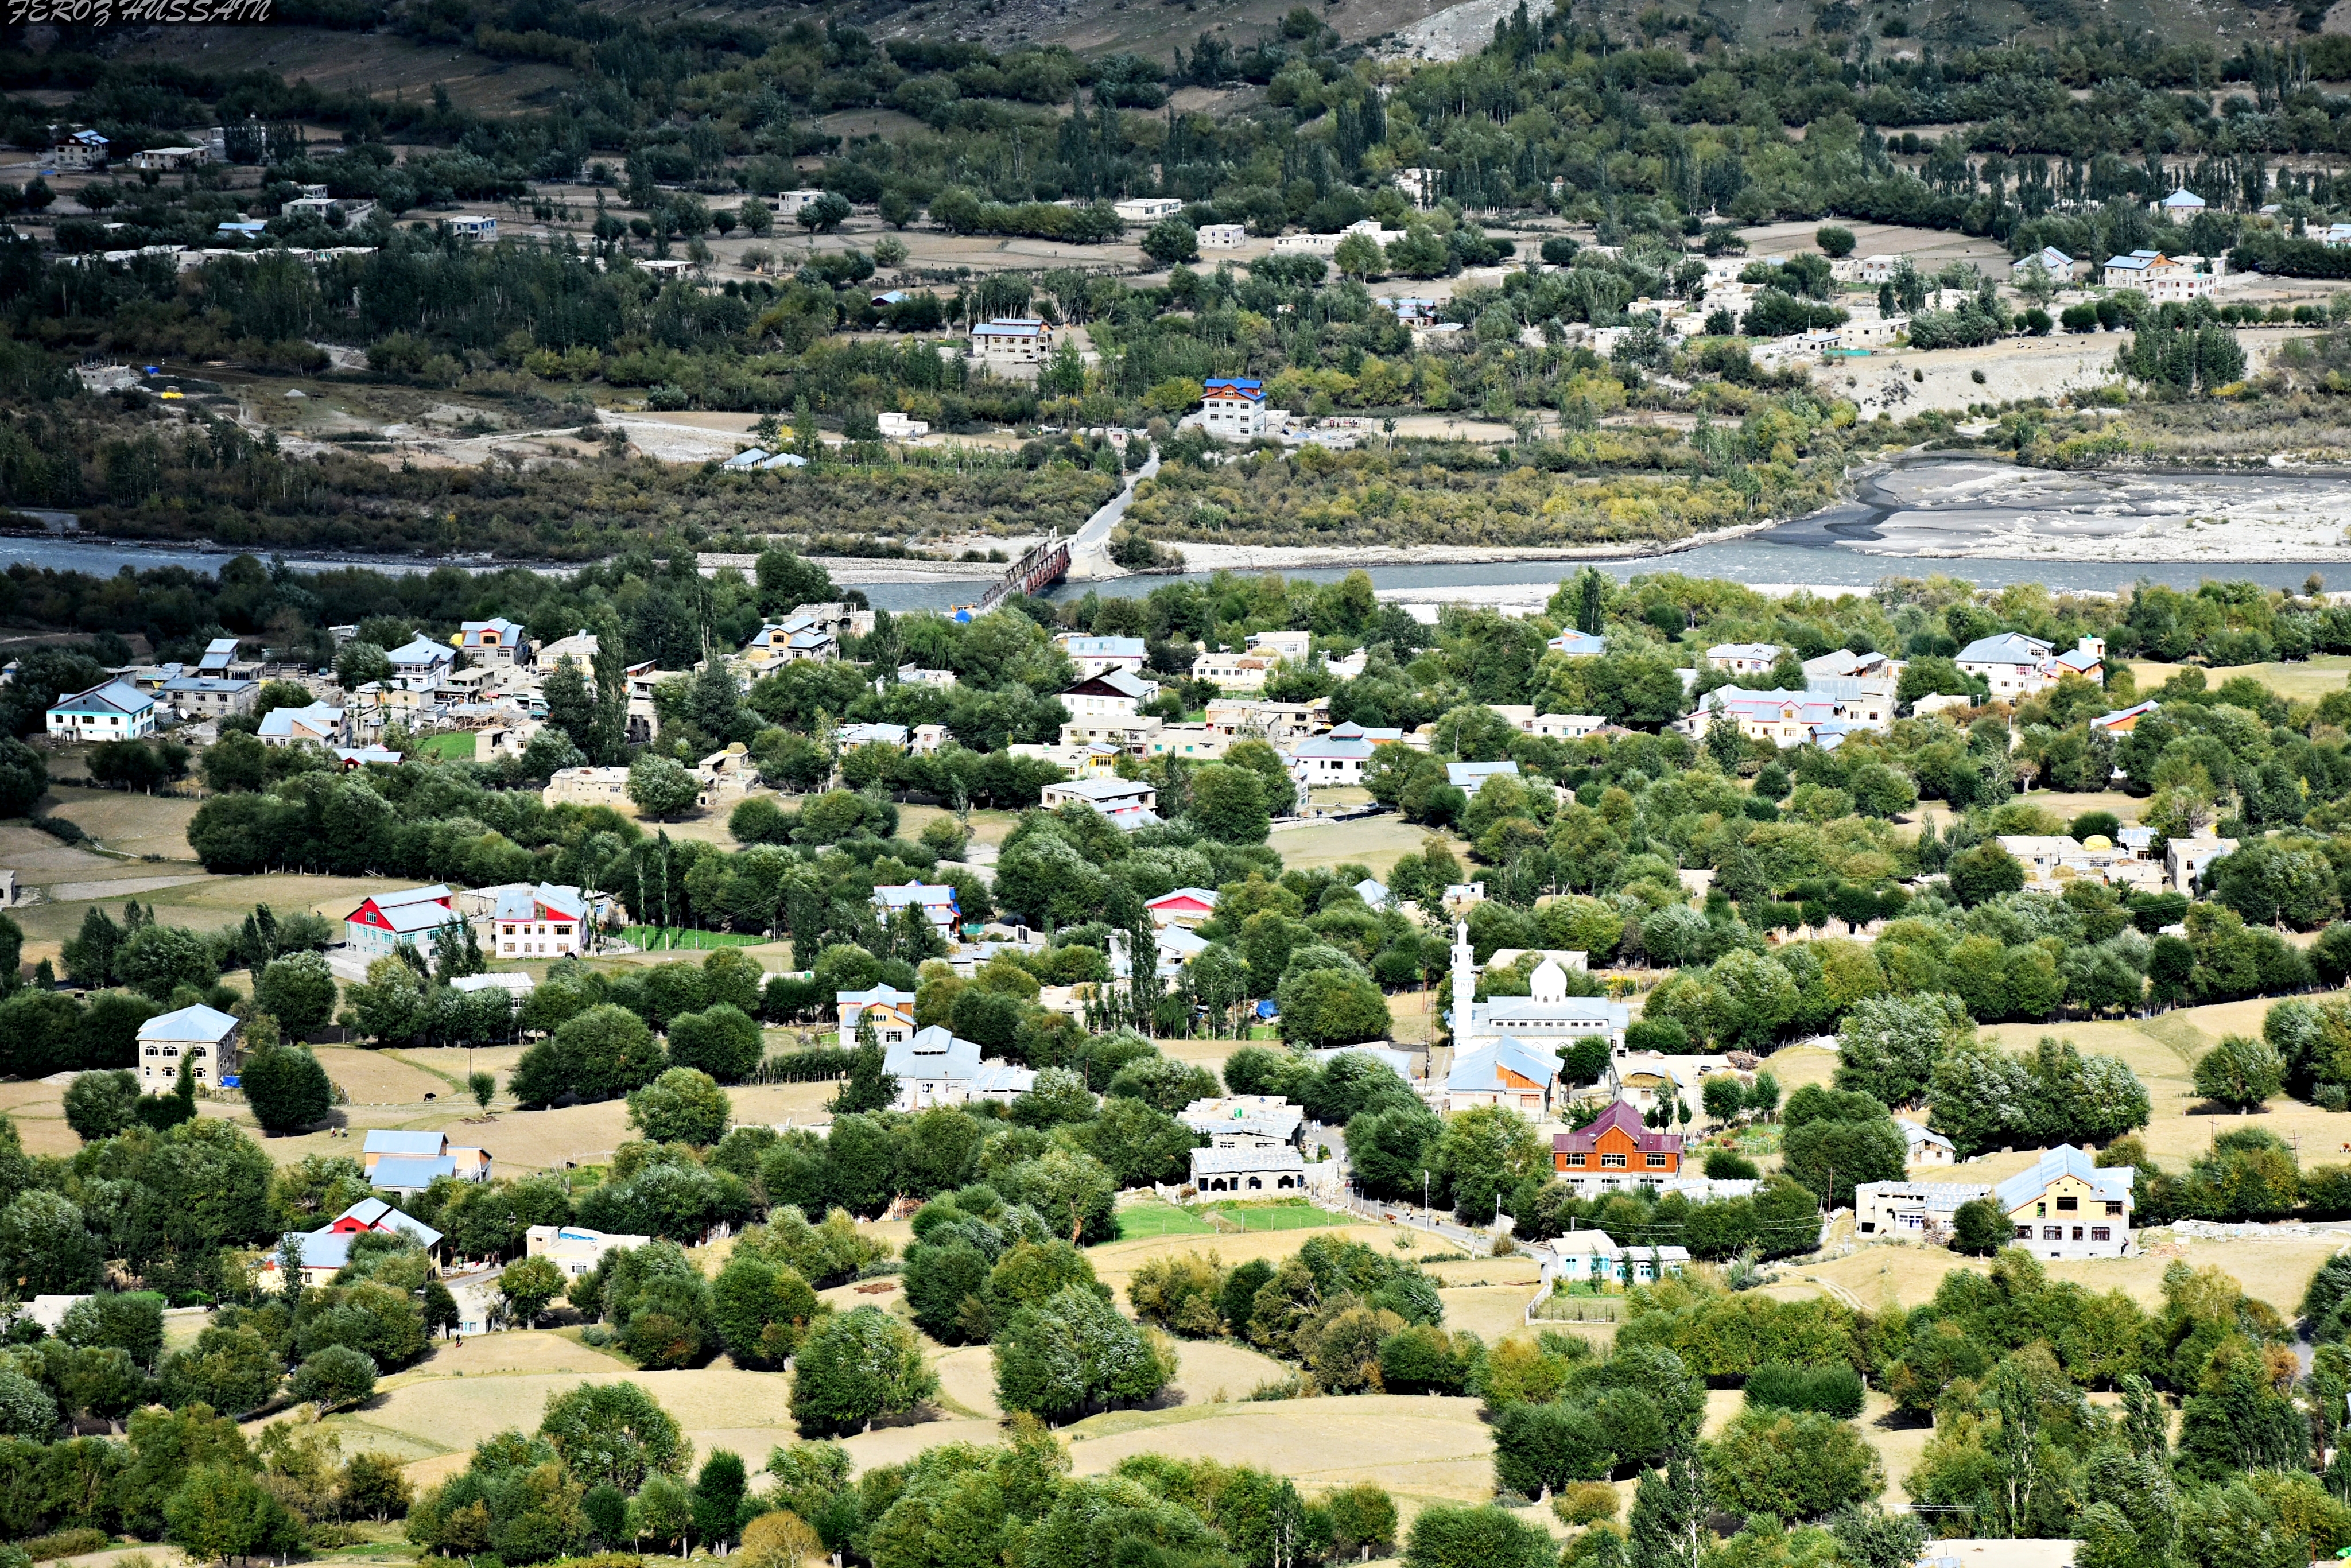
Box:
[1837,457,2351,562]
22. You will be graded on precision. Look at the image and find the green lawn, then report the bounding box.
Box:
[619,926,765,950]
[1117,1200,1348,1240]
[415,732,475,760]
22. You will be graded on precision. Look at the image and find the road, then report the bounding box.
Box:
[1065,448,1159,579]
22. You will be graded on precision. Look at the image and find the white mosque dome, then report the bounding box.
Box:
[1530,957,1568,1004]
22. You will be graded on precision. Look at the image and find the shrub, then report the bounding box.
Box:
[1743,1361,1864,1418]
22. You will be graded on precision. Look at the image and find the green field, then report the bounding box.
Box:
[414,732,476,760]
[619,926,765,950]
[1116,1201,1348,1240]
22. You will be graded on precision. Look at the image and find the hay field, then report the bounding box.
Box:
[1273,819,1462,880]
[1059,1394,1500,1507]
[2131,655,2351,704]
[42,785,202,860]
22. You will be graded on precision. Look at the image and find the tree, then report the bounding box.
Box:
[540,1379,690,1490]
[470,1070,496,1113]
[500,1255,567,1326]
[1782,1112,1906,1210]
[239,1045,333,1134]
[1625,1444,1709,1568]
[797,192,852,232]
[1952,1197,2011,1255]
[0,736,48,818]
[1815,225,1856,258]
[667,1003,765,1083]
[1277,967,1391,1047]
[1402,1504,1557,1568]
[710,1252,819,1369]
[2195,1033,2284,1111]
[1947,844,2026,907]
[158,1324,284,1416]
[993,1284,1172,1420]
[164,1465,303,1563]
[691,1450,749,1550]
[627,1066,733,1146]
[1191,763,1271,843]
[255,951,338,1037]
[790,1305,937,1437]
[1140,217,1198,267]
[1336,232,1384,280]
[290,1344,379,1412]
[831,1039,898,1115]
[63,1068,141,1140]
[0,1189,99,1293]
[1836,992,1972,1109]
[1704,1408,1881,1520]
[1701,1075,1745,1127]
[630,754,701,820]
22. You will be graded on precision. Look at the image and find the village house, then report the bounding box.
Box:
[1188,1143,1333,1196]
[526,1224,652,1279]
[1551,1100,1683,1194]
[1539,1230,1692,1285]
[46,679,157,742]
[1058,635,1149,678]
[262,1200,443,1291]
[1200,377,1268,438]
[459,619,533,665]
[874,882,960,933]
[1859,1144,2135,1259]
[363,1128,492,1193]
[344,884,460,967]
[1143,724,1229,760]
[2168,832,2240,895]
[1705,642,1782,676]
[1039,775,1161,830]
[1179,1095,1304,1148]
[542,765,630,808]
[264,701,351,750]
[161,674,259,720]
[1193,650,1277,691]
[135,1003,240,1089]
[1062,669,1159,720]
[883,1024,1038,1109]
[1548,631,1607,657]
[1289,721,1403,783]
[1443,1035,1562,1117]
[837,984,917,1049]
[1146,888,1219,927]
[492,883,594,958]
[1899,1119,1957,1166]
[971,316,1051,364]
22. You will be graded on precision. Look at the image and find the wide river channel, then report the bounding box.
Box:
[9,456,2351,610]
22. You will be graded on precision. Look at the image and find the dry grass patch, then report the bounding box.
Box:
[1080,1223,1403,1305]
[44,785,201,859]
[1437,1286,1537,1344]
[1060,1394,1497,1505]
[1275,819,1462,880]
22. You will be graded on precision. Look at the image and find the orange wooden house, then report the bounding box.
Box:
[1552,1100,1683,1195]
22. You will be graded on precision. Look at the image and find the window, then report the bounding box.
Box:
[2014,1225,2031,1239]
[1564,1152,1586,1167]
[2092,1227,2112,1241]
[2071,1226,2085,1240]
[2056,1195,2078,1212]
[2105,1200,2124,1216]
[1601,1152,1627,1168]
[2042,1225,2061,1240]
[2035,1201,2046,1217]
[1647,1153,1669,1168]
[1860,1221,1876,1233]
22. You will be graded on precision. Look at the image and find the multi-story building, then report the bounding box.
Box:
[1200,378,1267,438]
[1858,1144,2134,1259]
[1705,642,1782,676]
[837,985,917,1050]
[1062,669,1158,721]
[1039,775,1160,830]
[46,679,157,742]
[135,1003,239,1089]
[971,317,1051,364]
[1058,635,1148,678]
[526,1224,651,1280]
[363,1128,492,1193]
[874,882,960,933]
[1551,1100,1682,1195]
[460,618,533,665]
[344,884,460,967]
[259,701,347,747]
[491,883,594,958]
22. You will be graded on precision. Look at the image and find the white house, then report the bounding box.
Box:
[1061,669,1159,720]
[1860,1146,2134,1259]
[1445,760,1520,794]
[1289,721,1402,783]
[446,215,498,243]
[1898,1118,1956,1167]
[1058,635,1149,678]
[874,882,960,932]
[1180,1095,1304,1148]
[883,1024,1038,1109]
[1705,643,1782,675]
[526,1224,652,1279]
[46,679,156,742]
[1956,632,2106,698]
[387,636,456,683]
[1199,223,1247,249]
[258,701,347,747]
[1039,775,1160,830]
[344,884,460,965]
[460,619,532,665]
[1538,1229,1689,1286]
[2168,832,2239,895]
[492,883,593,958]
[971,317,1051,363]
[1201,378,1267,438]
[837,984,917,1050]
[1188,1143,1333,1196]
[1114,197,1184,224]
[135,1003,240,1089]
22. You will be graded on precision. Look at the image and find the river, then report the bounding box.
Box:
[9,456,2351,609]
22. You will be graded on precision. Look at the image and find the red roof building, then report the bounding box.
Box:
[1553,1100,1682,1194]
